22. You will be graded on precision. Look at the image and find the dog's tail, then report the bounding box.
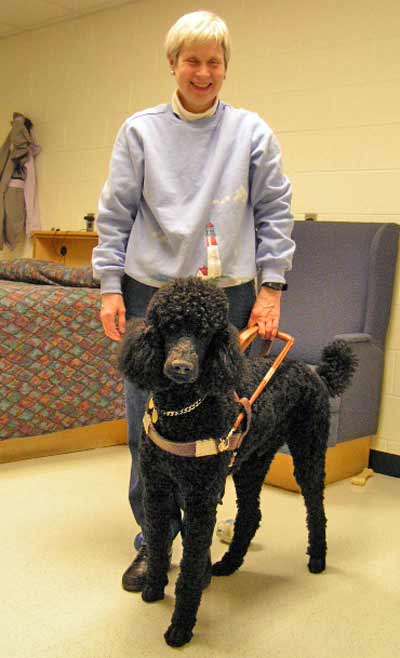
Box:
[316,340,357,397]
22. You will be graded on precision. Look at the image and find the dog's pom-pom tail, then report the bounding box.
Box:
[316,340,357,397]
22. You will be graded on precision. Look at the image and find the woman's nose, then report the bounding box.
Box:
[195,64,211,78]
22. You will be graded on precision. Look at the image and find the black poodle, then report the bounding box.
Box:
[119,277,356,647]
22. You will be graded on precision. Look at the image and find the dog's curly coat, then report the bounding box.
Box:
[119,277,356,647]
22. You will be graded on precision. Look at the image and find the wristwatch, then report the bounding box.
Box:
[261,282,288,291]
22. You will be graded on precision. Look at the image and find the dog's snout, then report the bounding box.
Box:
[165,355,198,382]
[164,335,200,383]
[170,359,194,376]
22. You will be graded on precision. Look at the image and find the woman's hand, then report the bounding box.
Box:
[100,293,126,342]
[248,287,281,340]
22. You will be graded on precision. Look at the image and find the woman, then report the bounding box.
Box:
[92,10,295,592]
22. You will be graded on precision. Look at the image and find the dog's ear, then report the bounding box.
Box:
[202,324,244,391]
[118,319,165,389]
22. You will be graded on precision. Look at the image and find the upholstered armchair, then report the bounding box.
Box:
[266,220,399,490]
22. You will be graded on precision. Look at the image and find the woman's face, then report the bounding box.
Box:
[170,41,226,114]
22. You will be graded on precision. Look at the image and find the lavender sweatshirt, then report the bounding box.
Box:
[92,101,294,293]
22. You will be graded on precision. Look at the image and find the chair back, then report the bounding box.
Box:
[275,221,399,362]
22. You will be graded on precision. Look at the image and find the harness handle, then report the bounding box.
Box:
[239,325,259,352]
[233,328,295,432]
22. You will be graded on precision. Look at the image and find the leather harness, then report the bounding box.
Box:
[143,329,294,460]
[143,394,252,458]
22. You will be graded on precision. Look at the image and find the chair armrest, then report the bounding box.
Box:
[333,333,384,440]
[334,332,372,344]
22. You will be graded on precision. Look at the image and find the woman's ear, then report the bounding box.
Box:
[168,56,175,74]
[118,319,165,390]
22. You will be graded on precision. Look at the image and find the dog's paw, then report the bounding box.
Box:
[212,554,239,576]
[141,585,165,603]
[308,556,326,574]
[164,624,193,647]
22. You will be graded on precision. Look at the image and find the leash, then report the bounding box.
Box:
[143,327,294,458]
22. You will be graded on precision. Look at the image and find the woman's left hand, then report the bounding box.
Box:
[248,287,281,340]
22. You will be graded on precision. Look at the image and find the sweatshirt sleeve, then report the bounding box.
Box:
[250,124,295,285]
[92,120,144,294]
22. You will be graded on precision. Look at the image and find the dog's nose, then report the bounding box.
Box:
[170,360,194,377]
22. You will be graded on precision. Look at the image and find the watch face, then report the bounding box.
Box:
[264,283,282,290]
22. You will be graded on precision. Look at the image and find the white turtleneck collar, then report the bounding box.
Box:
[171,89,219,121]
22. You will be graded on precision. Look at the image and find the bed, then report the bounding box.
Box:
[0,259,126,463]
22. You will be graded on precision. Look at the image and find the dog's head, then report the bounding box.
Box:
[118,278,244,394]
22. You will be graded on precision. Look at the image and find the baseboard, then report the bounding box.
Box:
[0,419,127,464]
[369,449,400,478]
[265,437,371,492]
[5,426,390,487]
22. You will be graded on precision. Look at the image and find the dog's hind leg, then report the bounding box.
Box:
[289,439,327,574]
[212,449,275,576]
[164,497,218,647]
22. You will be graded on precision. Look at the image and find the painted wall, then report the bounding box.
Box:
[0,0,399,455]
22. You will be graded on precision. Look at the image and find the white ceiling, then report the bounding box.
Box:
[0,0,133,39]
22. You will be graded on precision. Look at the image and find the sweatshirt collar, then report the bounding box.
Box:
[171,89,219,122]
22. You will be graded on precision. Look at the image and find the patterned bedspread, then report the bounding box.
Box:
[0,260,125,440]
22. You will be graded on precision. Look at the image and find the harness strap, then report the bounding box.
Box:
[144,411,244,458]
[235,396,252,445]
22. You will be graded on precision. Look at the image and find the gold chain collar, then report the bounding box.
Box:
[148,395,206,424]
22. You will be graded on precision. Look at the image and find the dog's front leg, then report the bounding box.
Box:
[164,499,217,648]
[141,471,174,602]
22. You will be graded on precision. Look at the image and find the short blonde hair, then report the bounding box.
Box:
[165,10,231,68]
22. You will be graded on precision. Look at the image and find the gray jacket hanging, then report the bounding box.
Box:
[0,113,40,250]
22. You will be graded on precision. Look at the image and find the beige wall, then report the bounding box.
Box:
[0,0,399,455]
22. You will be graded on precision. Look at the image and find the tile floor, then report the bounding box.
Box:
[1,445,399,658]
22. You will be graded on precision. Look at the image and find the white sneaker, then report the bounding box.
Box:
[216,518,234,544]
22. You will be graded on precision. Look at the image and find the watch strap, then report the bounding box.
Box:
[262,282,288,291]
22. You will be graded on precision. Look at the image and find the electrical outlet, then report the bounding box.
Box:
[305,213,318,221]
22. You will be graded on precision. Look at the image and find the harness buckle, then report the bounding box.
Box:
[218,428,234,452]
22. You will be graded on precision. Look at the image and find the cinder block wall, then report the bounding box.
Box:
[0,0,399,457]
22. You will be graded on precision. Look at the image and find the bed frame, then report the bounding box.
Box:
[0,419,127,464]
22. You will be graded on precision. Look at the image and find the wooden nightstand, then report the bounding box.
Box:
[31,230,98,267]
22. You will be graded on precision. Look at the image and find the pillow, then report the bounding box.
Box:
[0,258,100,288]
